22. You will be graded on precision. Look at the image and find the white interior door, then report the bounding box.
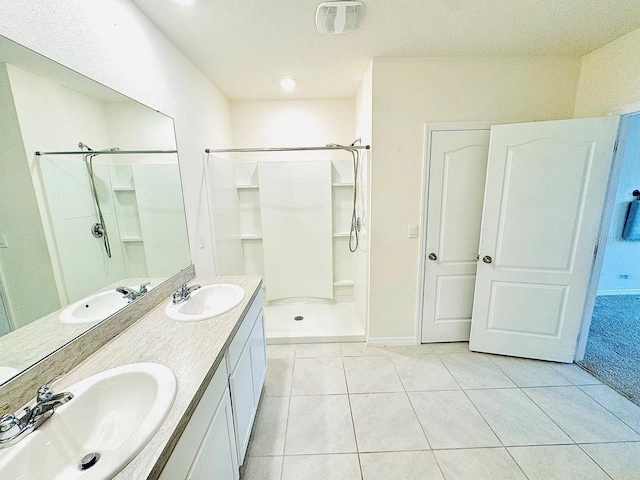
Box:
[469,117,620,362]
[421,127,490,342]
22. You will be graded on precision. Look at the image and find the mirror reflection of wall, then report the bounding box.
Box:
[0,37,191,384]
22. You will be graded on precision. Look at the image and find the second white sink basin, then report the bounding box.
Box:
[59,285,153,325]
[165,284,245,322]
[0,363,176,479]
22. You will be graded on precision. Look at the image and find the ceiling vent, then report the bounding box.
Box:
[315,1,365,35]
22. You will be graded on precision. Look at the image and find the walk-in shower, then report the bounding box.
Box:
[205,141,370,343]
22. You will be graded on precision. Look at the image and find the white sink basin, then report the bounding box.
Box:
[0,367,18,384]
[0,363,176,480]
[165,284,245,322]
[60,286,151,325]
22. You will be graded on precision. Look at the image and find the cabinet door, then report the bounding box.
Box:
[187,387,239,480]
[250,312,267,404]
[229,343,256,465]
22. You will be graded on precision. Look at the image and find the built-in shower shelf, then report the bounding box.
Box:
[333,233,350,237]
[241,234,262,241]
[121,236,144,242]
[113,186,136,192]
[236,184,259,190]
[332,182,354,187]
[333,280,354,286]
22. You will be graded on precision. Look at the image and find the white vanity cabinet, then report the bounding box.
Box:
[159,360,239,480]
[227,293,267,465]
[159,291,266,479]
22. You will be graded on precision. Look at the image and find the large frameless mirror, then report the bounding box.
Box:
[0,36,191,386]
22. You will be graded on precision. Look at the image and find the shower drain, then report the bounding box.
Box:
[294,316,304,321]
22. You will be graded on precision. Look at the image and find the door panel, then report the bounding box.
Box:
[422,128,490,343]
[470,117,620,362]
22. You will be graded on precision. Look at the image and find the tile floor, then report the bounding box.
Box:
[241,342,640,480]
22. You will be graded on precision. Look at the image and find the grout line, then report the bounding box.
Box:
[574,443,615,480]
[278,345,296,480]
[342,354,364,480]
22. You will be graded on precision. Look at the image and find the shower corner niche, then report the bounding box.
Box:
[110,164,147,278]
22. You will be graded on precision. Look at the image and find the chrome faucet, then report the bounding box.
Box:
[172,283,201,304]
[116,282,151,303]
[0,380,73,449]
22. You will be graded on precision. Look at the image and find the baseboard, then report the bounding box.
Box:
[267,334,365,345]
[366,336,418,347]
[596,289,640,296]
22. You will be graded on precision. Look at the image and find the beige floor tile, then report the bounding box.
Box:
[434,448,527,480]
[508,445,610,480]
[295,343,343,358]
[466,388,571,446]
[439,353,516,389]
[350,392,429,451]
[409,391,500,449]
[580,385,640,433]
[523,386,640,443]
[242,456,283,480]
[267,344,297,358]
[343,356,404,393]
[391,354,459,391]
[281,454,361,480]
[285,395,356,455]
[489,355,573,387]
[430,342,470,354]
[359,451,443,480]
[291,357,347,395]
[340,342,391,356]
[264,357,294,396]
[580,442,640,480]
[548,363,601,385]
[247,396,290,456]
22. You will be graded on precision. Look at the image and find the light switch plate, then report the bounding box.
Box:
[408,225,418,238]
[0,234,7,248]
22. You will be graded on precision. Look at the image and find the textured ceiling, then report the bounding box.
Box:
[131,0,640,100]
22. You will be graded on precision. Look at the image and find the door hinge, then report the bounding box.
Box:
[593,243,599,257]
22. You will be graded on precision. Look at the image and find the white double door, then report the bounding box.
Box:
[422,117,620,362]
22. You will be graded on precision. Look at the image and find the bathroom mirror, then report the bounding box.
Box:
[0,36,191,386]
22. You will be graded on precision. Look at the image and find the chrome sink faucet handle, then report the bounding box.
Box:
[139,282,151,295]
[172,283,201,304]
[0,376,73,449]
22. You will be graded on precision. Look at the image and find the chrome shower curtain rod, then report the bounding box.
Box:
[35,149,177,156]
[205,145,370,154]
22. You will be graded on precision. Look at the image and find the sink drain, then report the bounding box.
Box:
[79,452,100,471]
[294,315,304,321]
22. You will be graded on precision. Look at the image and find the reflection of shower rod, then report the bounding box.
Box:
[35,148,177,156]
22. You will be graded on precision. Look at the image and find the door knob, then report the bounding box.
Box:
[428,253,437,261]
[482,255,492,264]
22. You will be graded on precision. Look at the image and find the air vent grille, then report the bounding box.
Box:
[316,1,365,34]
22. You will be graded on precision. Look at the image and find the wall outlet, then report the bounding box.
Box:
[0,234,8,248]
[408,224,418,238]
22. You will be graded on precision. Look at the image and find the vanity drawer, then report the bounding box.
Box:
[226,292,263,373]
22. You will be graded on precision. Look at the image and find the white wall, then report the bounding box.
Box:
[575,27,640,117]
[368,56,582,341]
[0,0,234,276]
[598,114,640,293]
[354,62,372,331]
[0,64,60,328]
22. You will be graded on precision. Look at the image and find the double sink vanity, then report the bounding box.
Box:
[0,273,266,479]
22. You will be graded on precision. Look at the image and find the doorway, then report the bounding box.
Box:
[577,112,640,404]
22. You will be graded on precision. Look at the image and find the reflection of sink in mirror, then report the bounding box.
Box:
[0,367,18,385]
[0,363,176,479]
[165,284,245,322]
[59,285,153,325]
